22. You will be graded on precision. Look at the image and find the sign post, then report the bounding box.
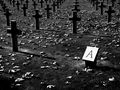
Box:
[82,46,99,68]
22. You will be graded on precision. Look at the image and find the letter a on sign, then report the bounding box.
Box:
[82,46,99,62]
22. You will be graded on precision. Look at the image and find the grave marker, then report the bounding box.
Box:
[4,9,12,26]
[2,3,7,12]
[45,4,52,19]
[32,1,37,9]
[92,0,96,6]
[58,0,62,5]
[52,1,57,12]
[95,0,100,10]
[69,11,81,34]
[44,0,49,4]
[74,0,79,5]
[33,10,42,30]
[16,1,20,11]
[7,20,22,52]
[40,0,44,8]
[111,0,116,7]
[9,0,12,5]
[99,1,106,15]
[12,0,16,7]
[82,46,99,68]
[25,0,29,8]
[20,0,24,4]
[56,0,60,8]
[105,6,115,22]
[72,3,80,12]
[0,0,4,5]
[22,4,27,16]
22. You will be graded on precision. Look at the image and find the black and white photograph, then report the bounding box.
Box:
[0,0,120,90]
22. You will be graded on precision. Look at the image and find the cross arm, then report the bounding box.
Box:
[7,28,22,35]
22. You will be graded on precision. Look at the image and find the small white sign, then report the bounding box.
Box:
[82,46,99,62]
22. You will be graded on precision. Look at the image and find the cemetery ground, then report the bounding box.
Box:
[1,0,120,90]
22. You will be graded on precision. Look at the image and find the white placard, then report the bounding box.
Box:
[82,46,99,62]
